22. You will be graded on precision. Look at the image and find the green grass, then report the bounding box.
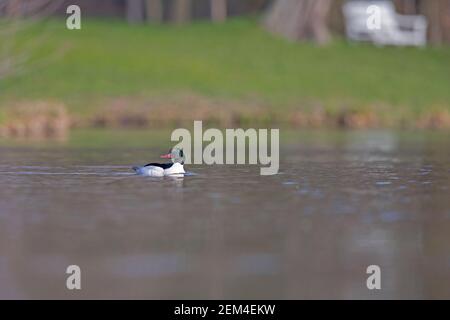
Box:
[2,17,450,118]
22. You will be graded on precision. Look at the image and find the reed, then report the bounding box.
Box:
[0,101,70,139]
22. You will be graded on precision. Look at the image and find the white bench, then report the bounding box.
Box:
[343,0,427,46]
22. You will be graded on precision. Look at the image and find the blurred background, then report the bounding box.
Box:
[1,0,450,139]
[1,1,450,300]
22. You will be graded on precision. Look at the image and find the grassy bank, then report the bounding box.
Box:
[1,18,450,135]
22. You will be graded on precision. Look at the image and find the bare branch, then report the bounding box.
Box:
[0,0,64,80]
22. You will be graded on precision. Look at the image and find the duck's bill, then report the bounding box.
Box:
[160,153,172,159]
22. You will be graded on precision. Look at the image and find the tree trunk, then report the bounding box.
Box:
[394,0,418,14]
[264,0,332,44]
[171,0,192,24]
[443,0,450,44]
[403,0,417,14]
[6,0,23,17]
[211,0,227,23]
[145,0,163,23]
[397,0,450,45]
[431,1,443,45]
[126,0,145,24]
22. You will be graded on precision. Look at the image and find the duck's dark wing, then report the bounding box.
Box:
[144,162,174,169]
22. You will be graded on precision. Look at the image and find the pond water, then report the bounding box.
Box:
[0,130,449,299]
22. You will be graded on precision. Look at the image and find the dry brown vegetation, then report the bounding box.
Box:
[90,95,275,129]
[417,108,450,129]
[0,101,70,139]
[1,96,450,140]
[88,95,450,130]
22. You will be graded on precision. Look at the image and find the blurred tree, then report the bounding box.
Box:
[242,0,269,12]
[171,0,192,24]
[264,0,332,44]
[145,0,163,23]
[4,0,20,15]
[397,0,417,14]
[328,0,345,36]
[211,0,227,22]
[420,0,450,45]
[126,0,145,23]
[0,0,64,80]
[395,0,450,45]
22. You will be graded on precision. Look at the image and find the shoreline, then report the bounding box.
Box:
[1,97,450,140]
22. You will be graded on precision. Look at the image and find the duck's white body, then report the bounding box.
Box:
[134,162,185,177]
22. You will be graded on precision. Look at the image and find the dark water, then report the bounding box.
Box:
[0,131,449,299]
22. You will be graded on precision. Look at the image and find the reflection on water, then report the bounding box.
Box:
[0,131,449,299]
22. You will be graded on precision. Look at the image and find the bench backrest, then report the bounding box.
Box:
[343,1,398,31]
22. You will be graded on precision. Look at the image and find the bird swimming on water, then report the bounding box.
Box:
[133,148,185,177]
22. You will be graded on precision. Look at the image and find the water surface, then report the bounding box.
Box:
[0,130,449,299]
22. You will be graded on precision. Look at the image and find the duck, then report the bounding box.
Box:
[133,148,185,177]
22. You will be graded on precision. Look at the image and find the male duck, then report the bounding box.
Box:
[133,148,185,177]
